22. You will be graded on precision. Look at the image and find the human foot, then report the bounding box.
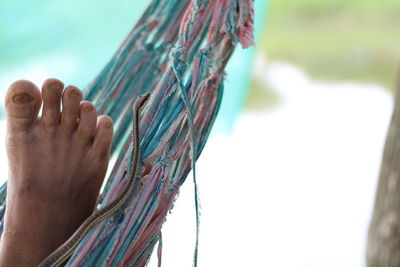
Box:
[0,79,114,266]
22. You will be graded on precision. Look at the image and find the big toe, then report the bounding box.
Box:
[5,80,42,133]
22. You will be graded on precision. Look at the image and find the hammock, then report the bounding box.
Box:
[0,0,254,265]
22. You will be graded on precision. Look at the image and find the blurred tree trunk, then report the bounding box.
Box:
[367,76,400,267]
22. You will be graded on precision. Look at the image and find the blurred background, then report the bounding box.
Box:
[1,0,400,266]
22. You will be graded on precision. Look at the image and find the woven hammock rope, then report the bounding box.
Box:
[0,0,254,265]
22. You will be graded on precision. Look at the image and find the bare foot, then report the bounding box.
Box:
[0,79,113,266]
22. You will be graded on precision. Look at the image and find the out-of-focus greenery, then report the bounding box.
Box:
[260,0,400,89]
[245,79,280,111]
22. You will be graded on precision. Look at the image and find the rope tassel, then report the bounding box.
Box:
[0,0,255,265]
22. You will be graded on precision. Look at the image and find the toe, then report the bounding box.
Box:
[61,85,82,133]
[92,116,113,160]
[5,80,42,133]
[77,101,97,138]
[41,78,64,128]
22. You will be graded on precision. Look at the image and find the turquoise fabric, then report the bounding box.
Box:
[0,1,268,265]
[215,0,268,133]
[0,1,260,265]
[0,0,267,131]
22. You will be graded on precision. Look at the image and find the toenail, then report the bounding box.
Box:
[104,120,113,128]
[48,80,63,90]
[82,105,94,112]
[68,88,82,97]
[13,93,34,104]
